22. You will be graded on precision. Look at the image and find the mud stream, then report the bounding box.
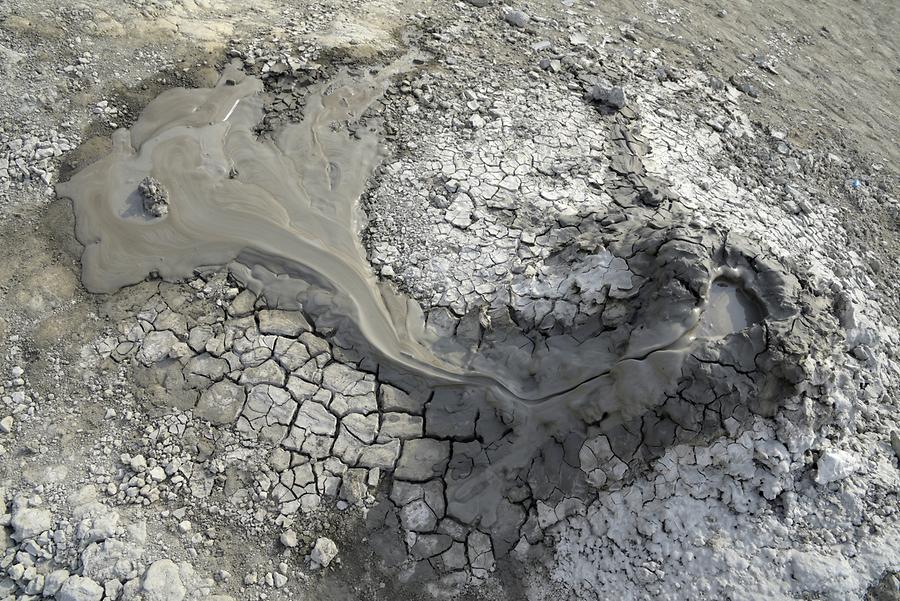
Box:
[58,60,770,526]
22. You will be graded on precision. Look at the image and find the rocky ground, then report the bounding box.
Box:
[0,0,897,600]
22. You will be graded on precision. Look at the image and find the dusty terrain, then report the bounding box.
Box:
[0,0,897,600]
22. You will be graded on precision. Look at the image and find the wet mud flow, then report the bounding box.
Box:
[57,58,807,548]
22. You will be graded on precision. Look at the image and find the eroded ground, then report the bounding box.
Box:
[0,0,897,600]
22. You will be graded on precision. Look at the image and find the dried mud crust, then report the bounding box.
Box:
[87,218,825,558]
[0,1,897,601]
[53,38,894,601]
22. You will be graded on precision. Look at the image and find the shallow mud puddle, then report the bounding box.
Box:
[698,279,762,338]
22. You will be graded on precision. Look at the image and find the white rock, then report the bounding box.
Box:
[57,575,104,601]
[8,563,24,580]
[279,530,298,548]
[141,559,186,601]
[310,537,338,569]
[815,449,859,485]
[129,455,148,472]
[10,506,52,540]
[43,569,70,596]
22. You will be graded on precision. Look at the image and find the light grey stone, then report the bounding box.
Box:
[310,537,338,569]
[141,559,186,601]
[357,439,401,469]
[342,413,378,444]
[10,506,51,540]
[43,569,70,596]
[467,531,495,576]
[58,575,104,601]
[280,530,298,548]
[401,499,439,532]
[504,10,530,27]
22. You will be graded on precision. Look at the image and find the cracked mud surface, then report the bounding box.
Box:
[0,0,898,600]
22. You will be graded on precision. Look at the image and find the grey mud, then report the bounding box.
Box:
[57,60,817,558]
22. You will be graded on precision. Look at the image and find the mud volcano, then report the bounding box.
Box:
[698,277,762,339]
[57,61,823,571]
